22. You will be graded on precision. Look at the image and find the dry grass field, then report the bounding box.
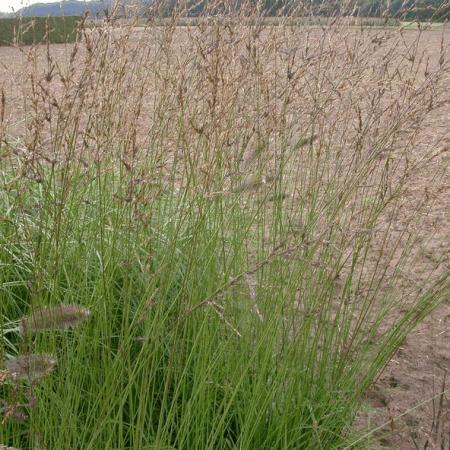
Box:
[0,19,449,448]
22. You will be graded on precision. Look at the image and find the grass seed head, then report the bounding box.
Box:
[20,304,90,334]
[6,354,57,382]
[0,370,11,384]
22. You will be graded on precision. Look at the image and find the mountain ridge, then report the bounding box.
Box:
[16,1,114,17]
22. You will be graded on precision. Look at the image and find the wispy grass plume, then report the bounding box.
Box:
[5,354,57,382]
[19,305,90,335]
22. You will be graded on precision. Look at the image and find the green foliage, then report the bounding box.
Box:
[0,165,363,449]
[0,16,80,46]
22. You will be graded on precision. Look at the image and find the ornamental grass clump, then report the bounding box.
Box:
[0,0,449,448]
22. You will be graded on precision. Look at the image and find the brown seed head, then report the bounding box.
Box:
[0,371,11,384]
[5,354,57,382]
[20,304,90,334]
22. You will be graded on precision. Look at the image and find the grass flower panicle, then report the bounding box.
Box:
[19,305,90,335]
[5,354,57,382]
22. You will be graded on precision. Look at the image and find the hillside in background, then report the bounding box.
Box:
[16,1,108,17]
[11,0,450,20]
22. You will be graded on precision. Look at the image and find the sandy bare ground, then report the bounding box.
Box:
[0,27,449,448]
